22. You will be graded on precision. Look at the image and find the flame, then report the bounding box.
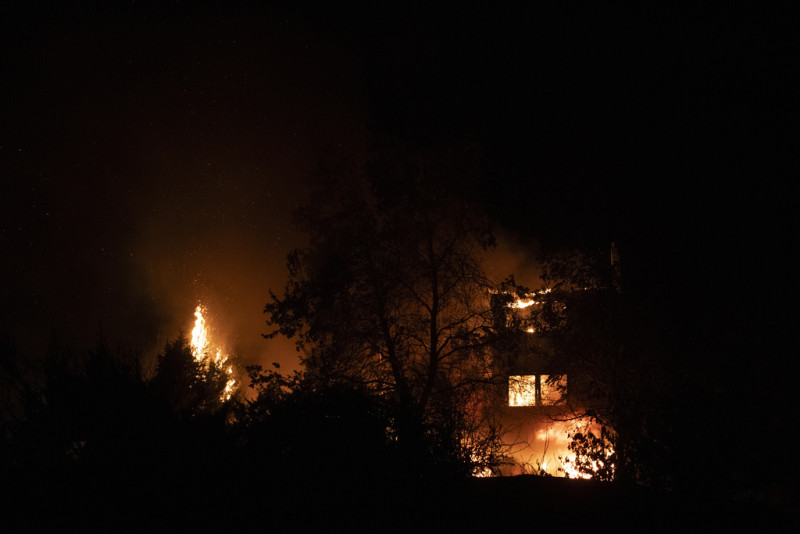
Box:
[191,306,210,362]
[494,416,613,479]
[190,304,237,401]
[471,454,493,477]
[510,298,536,309]
[560,427,616,480]
[508,288,552,309]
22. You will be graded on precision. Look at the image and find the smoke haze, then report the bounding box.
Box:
[1,11,366,372]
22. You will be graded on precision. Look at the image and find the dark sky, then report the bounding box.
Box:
[2,4,792,372]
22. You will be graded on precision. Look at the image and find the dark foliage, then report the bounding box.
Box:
[242,364,476,485]
[0,313,792,528]
[0,338,241,527]
[1,337,493,528]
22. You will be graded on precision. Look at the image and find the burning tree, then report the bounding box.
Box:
[264,147,503,475]
[149,305,238,418]
[189,305,236,402]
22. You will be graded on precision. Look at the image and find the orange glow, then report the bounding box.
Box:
[494,415,613,479]
[190,304,237,401]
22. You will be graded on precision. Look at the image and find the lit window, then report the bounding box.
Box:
[508,374,566,406]
[540,374,567,405]
[508,375,537,406]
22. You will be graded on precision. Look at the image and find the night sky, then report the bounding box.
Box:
[2,4,792,375]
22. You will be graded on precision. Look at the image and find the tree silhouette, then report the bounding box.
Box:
[265,146,502,474]
[1,335,245,528]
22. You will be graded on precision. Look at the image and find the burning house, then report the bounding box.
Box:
[487,247,621,478]
[486,291,581,476]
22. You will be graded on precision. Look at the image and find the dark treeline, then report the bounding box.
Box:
[0,334,789,530]
[0,335,484,529]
